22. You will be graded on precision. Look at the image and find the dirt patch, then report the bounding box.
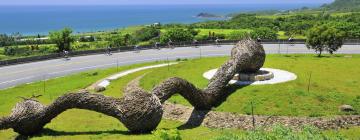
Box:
[163,102,360,130]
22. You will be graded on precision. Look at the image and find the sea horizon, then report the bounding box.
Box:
[0,4,321,35]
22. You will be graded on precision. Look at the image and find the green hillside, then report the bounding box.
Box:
[322,0,360,11]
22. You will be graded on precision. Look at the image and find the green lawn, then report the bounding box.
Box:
[0,56,359,139]
[0,60,244,140]
[141,55,360,117]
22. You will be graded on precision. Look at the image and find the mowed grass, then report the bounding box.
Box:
[141,55,360,117]
[0,56,359,139]
[0,60,244,140]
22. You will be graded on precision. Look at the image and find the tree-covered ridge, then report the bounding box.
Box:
[189,12,360,39]
[322,0,360,11]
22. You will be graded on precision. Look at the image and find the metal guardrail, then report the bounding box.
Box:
[0,39,359,67]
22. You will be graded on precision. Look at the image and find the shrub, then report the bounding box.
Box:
[250,27,278,40]
[160,28,194,43]
[153,129,182,140]
[227,31,250,40]
[79,36,95,42]
[214,33,226,39]
[195,35,209,41]
[4,46,17,56]
[134,27,160,42]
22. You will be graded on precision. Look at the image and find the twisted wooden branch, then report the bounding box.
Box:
[152,39,265,109]
[0,91,162,135]
[0,39,265,135]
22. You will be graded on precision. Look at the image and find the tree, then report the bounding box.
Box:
[160,28,194,43]
[306,25,345,57]
[49,28,74,52]
[124,34,131,46]
[0,34,14,47]
[134,27,160,42]
[109,34,124,48]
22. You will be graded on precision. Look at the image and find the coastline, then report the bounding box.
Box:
[0,4,322,35]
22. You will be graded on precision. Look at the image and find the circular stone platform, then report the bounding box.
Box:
[233,70,274,82]
[203,68,297,85]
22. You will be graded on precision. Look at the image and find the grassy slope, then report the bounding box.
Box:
[141,55,360,117]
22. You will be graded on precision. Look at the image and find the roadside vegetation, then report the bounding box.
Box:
[1,0,360,60]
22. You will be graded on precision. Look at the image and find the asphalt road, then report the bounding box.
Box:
[1,44,360,89]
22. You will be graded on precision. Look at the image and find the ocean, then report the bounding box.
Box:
[0,4,320,35]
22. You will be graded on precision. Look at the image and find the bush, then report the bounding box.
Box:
[195,35,209,41]
[250,27,278,40]
[73,43,90,50]
[214,33,226,39]
[134,27,160,42]
[79,36,95,42]
[227,31,250,40]
[38,45,57,54]
[153,129,182,140]
[4,46,17,56]
[160,28,194,43]
[187,28,200,36]
[0,34,15,47]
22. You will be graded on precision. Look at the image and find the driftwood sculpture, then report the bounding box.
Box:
[0,39,265,135]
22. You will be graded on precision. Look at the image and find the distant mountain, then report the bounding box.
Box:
[321,0,360,11]
[196,13,223,18]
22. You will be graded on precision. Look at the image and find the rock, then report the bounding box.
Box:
[231,39,265,73]
[94,86,106,92]
[339,105,355,112]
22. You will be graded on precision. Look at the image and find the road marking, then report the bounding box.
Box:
[0,53,228,88]
[0,47,231,76]
[0,76,37,85]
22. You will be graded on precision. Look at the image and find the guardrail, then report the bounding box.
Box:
[0,39,359,67]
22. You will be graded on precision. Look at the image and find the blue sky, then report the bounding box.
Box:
[0,0,334,5]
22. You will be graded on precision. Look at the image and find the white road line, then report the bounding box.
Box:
[0,76,37,85]
[0,53,229,86]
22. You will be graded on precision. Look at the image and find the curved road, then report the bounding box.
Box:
[1,44,359,89]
